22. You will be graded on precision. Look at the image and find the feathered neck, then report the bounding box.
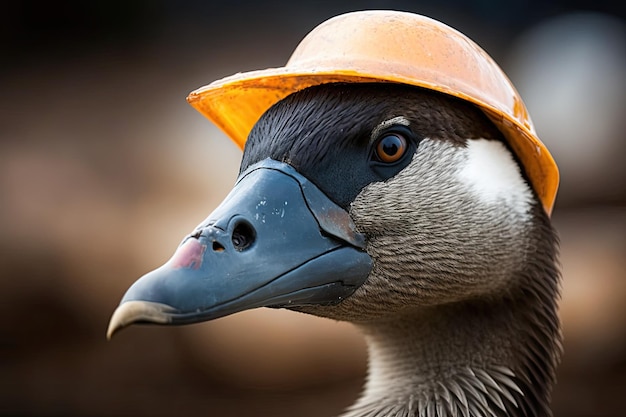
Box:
[340,256,561,417]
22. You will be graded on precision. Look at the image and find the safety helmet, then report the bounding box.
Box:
[187,10,559,215]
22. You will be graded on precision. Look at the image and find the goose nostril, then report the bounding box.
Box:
[212,241,225,252]
[232,221,256,251]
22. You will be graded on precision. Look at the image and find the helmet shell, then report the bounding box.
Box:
[187,10,559,215]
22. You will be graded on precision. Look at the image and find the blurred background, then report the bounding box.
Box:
[1,1,624,416]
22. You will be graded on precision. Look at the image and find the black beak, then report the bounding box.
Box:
[107,159,372,339]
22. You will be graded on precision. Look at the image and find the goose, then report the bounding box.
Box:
[107,10,562,417]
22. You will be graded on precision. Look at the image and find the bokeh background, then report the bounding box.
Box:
[2,1,625,416]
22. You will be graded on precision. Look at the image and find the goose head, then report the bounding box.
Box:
[108,11,561,417]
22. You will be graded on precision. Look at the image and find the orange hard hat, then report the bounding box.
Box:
[187,10,559,215]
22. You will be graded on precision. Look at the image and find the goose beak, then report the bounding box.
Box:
[107,159,372,339]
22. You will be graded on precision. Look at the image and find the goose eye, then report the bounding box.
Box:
[374,133,407,163]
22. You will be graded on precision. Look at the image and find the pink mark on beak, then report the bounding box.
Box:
[169,239,207,270]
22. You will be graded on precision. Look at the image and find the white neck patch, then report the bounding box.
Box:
[458,139,532,218]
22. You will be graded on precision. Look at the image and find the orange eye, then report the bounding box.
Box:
[375,133,407,163]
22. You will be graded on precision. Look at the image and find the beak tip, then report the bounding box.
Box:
[106,318,122,341]
[106,304,130,340]
[105,327,116,341]
[106,300,176,341]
